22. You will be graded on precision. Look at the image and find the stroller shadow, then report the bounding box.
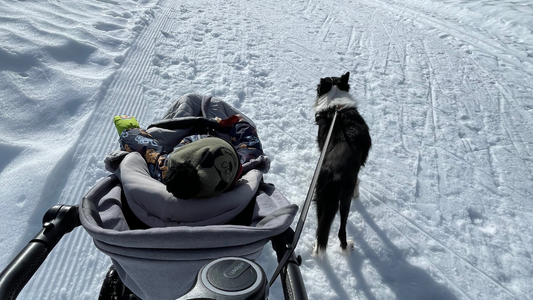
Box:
[347,200,460,300]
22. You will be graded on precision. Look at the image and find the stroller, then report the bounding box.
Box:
[0,94,308,300]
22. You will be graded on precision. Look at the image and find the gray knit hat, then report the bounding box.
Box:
[164,137,242,199]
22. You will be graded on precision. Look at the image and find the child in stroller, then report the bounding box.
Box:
[103,93,273,229]
[112,112,264,200]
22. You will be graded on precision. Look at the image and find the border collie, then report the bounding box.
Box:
[312,72,371,255]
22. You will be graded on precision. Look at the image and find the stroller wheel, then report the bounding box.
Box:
[98,266,140,300]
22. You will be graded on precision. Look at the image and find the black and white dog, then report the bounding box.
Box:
[312,72,371,255]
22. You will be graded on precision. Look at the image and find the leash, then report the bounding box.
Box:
[269,109,339,287]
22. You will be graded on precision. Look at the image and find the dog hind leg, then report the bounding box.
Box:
[353,177,360,198]
[338,192,355,251]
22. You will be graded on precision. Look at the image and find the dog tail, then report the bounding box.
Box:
[315,225,330,252]
[314,194,339,252]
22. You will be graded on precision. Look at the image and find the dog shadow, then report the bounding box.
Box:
[314,256,353,300]
[347,200,460,300]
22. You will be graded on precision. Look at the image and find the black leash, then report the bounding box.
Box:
[269,109,339,287]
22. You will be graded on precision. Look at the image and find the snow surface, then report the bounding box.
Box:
[1,0,532,299]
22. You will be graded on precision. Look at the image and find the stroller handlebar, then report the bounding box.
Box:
[0,205,81,300]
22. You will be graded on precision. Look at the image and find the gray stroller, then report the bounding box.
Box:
[0,94,307,300]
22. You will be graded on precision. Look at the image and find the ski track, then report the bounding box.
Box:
[3,0,533,299]
[16,0,171,298]
[362,187,517,298]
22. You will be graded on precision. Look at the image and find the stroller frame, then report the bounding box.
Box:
[1,94,313,299]
[0,175,307,300]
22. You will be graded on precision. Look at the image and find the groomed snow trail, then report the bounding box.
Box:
[2,0,532,299]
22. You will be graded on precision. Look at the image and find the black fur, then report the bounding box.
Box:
[313,72,371,253]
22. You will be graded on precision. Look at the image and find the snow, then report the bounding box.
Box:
[1,0,532,299]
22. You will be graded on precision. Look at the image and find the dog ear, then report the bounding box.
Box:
[341,72,350,83]
[317,78,332,96]
[335,72,350,92]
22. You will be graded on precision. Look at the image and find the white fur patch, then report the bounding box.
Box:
[342,240,355,254]
[313,86,357,112]
[312,240,326,259]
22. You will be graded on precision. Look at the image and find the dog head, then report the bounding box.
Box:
[313,72,356,111]
[316,72,350,96]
